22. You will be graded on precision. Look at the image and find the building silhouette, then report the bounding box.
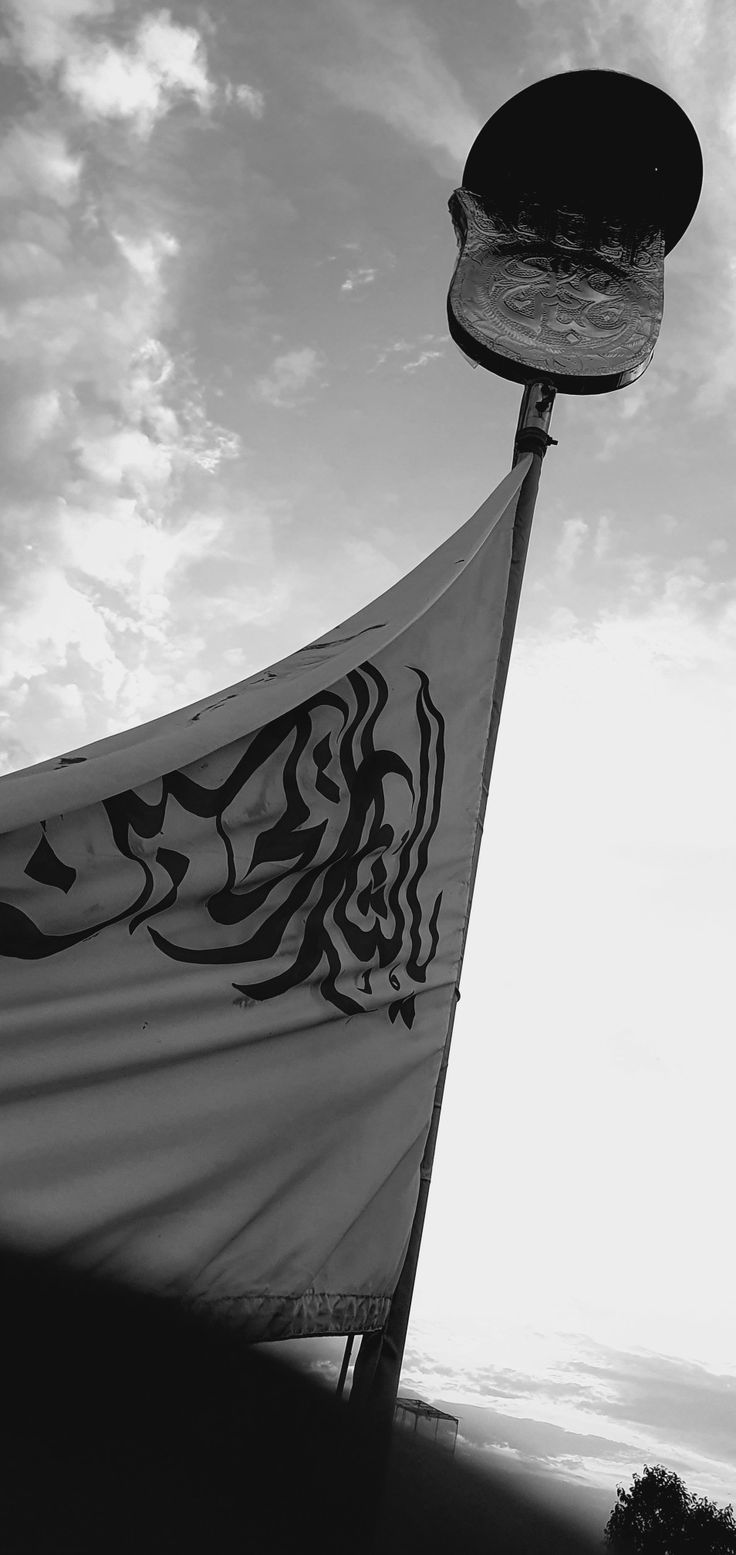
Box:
[393,1397,458,1454]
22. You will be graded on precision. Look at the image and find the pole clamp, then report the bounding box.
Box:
[514,427,559,459]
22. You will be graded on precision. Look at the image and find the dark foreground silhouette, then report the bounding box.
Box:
[0,1242,599,1553]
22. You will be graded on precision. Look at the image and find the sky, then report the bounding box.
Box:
[1,0,735,1536]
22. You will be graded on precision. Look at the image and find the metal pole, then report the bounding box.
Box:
[335,1333,354,1400]
[349,382,557,1435]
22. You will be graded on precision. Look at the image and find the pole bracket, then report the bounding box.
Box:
[512,380,557,466]
[514,427,558,459]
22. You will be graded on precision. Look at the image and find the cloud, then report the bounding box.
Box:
[2,390,63,459]
[402,348,444,372]
[112,227,179,284]
[223,81,265,117]
[0,481,283,775]
[0,48,263,773]
[0,173,240,509]
[400,1323,736,1523]
[2,2,216,138]
[0,124,83,205]
[341,266,377,293]
[563,1347,736,1474]
[317,0,479,175]
[0,0,113,73]
[554,516,588,577]
[524,475,736,639]
[253,347,325,408]
[593,515,612,560]
[372,332,448,370]
[544,0,736,415]
[581,0,711,84]
[72,425,174,490]
[583,372,680,461]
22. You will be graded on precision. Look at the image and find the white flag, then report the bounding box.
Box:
[0,458,530,1339]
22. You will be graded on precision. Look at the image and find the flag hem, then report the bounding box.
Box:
[192,1289,391,1342]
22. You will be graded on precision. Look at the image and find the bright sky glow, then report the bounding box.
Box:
[1,0,735,1534]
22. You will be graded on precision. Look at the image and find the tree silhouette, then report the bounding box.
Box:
[604,1465,736,1553]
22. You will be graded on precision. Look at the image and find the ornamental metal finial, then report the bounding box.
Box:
[447,70,702,394]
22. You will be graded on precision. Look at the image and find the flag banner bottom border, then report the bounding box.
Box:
[189,1290,391,1342]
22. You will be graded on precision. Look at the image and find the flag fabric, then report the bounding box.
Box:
[0,457,531,1340]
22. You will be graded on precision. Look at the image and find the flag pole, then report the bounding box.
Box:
[335,1332,354,1400]
[348,381,557,1432]
[346,58,701,1506]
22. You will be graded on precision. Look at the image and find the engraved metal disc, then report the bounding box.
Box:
[448,188,664,393]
